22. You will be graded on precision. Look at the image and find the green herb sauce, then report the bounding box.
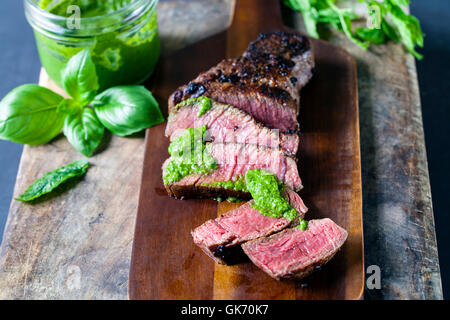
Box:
[163,126,217,185]
[208,175,248,192]
[213,196,242,203]
[177,96,212,117]
[245,169,304,225]
[297,220,308,231]
[36,0,160,91]
[226,196,242,203]
[196,97,212,117]
[207,169,306,227]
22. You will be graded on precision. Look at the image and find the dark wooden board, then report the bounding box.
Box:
[129,0,364,300]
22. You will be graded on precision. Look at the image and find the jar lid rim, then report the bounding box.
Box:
[24,0,156,20]
[24,0,158,35]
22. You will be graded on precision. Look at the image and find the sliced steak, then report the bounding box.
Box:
[163,142,302,199]
[242,218,348,281]
[166,99,300,155]
[192,188,308,264]
[169,31,314,132]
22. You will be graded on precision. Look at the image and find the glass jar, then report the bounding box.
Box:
[24,0,160,91]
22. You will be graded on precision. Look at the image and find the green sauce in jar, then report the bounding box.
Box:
[163,126,218,185]
[26,0,160,91]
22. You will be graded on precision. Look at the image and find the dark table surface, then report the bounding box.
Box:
[0,0,449,299]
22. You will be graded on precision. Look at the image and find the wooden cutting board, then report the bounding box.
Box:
[129,0,364,300]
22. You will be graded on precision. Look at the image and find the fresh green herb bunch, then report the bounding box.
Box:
[0,49,164,157]
[283,0,424,59]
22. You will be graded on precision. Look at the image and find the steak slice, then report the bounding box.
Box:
[169,31,314,132]
[163,142,303,199]
[242,218,348,281]
[192,188,308,264]
[166,99,300,155]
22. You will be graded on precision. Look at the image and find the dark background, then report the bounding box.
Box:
[0,1,449,299]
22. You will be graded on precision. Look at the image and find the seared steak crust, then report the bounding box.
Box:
[169,31,314,132]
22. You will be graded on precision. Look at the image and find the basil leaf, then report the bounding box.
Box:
[0,84,65,145]
[389,0,410,6]
[355,27,386,45]
[92,85,164,136]
[381,19,400,42]
[61,49,99,104]
[389,3,424,59]
[284,0,319,38]
[302,10,320,39]
[57,98,81,115]
[63,107,105,157]
[15,159,89,202]
[283,0,310,12]
[326,0,369,50]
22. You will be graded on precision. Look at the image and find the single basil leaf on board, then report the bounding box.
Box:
[0,84,65,145]
[61,49,99,104]
[15,159,89,202]
[63,107,105,157]
[92,85,164,136]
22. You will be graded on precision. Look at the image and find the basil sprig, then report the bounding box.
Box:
[0,49,164,156]
[284,0,424,59]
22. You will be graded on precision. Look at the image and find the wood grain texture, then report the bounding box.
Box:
[357,41,443,300]
[129,0,364,300]
[0,0,442,300]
